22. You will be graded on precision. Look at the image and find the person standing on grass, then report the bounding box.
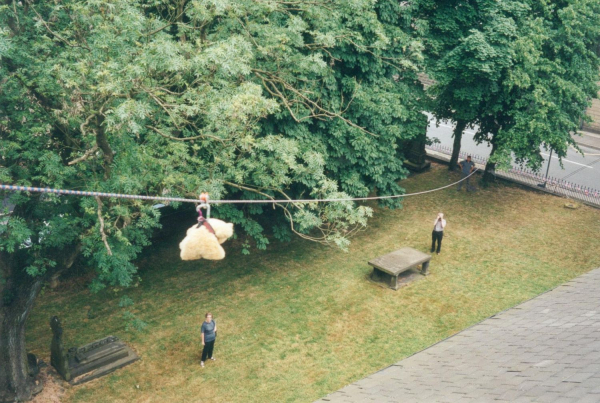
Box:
[431,213,446,255]
[457,155,475,191]
[201,312,217,368]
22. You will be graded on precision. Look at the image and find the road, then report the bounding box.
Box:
[426,116,600,190]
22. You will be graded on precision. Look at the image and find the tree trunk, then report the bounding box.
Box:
[48,244,82,289]
[0,254,43,403]
[482,140,498,185]
[178,0,187,44]
[449,120,467,172]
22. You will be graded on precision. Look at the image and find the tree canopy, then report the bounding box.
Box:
[1,0,425,284]
[482,0,600,171]
[0,1,424,400]
[418,0,600,177]
[2,0,600,400]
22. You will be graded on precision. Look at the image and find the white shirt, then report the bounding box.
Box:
[433,218,446,232]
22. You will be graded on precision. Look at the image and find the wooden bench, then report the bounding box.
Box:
[368,247,431,290]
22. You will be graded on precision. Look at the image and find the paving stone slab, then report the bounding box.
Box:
[315,268,600,403]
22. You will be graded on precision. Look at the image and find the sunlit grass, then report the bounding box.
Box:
[26,164,600,403]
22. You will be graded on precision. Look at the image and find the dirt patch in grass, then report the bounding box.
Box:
[31,366,66,403]
[26,164,600,403]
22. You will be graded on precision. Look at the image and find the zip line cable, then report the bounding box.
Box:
[0,169,478,205]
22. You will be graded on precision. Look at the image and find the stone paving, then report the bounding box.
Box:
[575,131,600,151]
[315,268,600,403]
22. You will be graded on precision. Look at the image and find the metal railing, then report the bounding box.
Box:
[425,143,600,208]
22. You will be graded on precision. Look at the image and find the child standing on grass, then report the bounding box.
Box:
[201,312,217,368]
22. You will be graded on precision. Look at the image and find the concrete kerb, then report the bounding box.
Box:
[575,131,600,151]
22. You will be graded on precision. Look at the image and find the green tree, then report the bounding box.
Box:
[0,0,423,400]
[477,0,600,181]
[418,0,600,180]
[419,0,519,171]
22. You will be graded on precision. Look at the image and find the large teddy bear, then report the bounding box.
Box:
[179,218,234,261]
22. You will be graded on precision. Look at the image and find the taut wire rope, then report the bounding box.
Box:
[0,169,478,205]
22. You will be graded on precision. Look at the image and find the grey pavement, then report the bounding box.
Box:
[426,116,600,190]
[576,131,600,151]
[315,268,600,403]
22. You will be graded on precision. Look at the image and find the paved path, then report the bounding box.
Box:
[576,131,600,151]
[316,268,600,403]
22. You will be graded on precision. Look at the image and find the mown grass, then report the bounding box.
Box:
[26,164,600,403]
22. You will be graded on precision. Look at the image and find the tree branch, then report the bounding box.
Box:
[28,2,91,51]
[94,197,113,256]
[95,113,113,179]
[67,145,98,165]
[222,181,366,245]
[144,7,186,37]
[142,88,182,130]
[145,125,224,143]
[253,70,378,136]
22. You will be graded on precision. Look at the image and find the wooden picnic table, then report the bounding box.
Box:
[368,247,431,290]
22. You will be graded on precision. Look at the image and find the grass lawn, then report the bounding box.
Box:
[26,164,600,403]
